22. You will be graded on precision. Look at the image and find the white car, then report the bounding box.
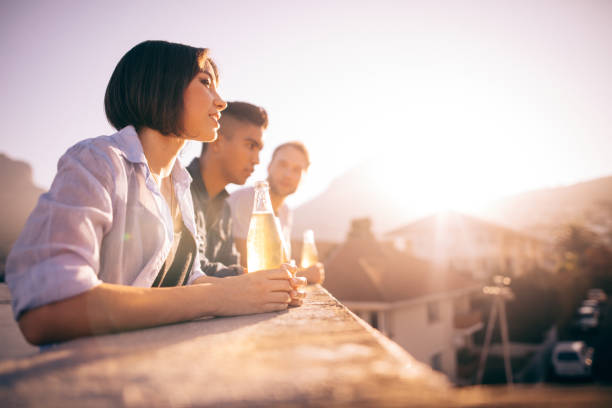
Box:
[587,288,607,303]
[576,305,599,331]
[551,341,594,378]
[582,299,600,312]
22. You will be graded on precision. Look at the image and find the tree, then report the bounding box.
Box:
[553,223,612,334]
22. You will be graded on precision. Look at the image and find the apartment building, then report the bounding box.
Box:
[385,212,554,280]
[323,218,483,383]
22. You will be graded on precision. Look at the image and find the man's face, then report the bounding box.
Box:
[217,118,264,185]
[267,146,308,198]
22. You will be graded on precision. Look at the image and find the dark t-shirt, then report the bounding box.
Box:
[152,223,195,287]
[187,158,243,277]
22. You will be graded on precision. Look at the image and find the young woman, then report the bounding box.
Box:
[6,40,304,345]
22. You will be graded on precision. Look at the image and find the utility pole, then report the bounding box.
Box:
[476,275,515,386]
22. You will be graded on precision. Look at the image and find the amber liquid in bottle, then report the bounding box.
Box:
[300,229,319,268]
[246,181,288,272]
[247,212,285,272]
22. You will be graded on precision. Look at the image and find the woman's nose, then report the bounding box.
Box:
[215,92,227,111]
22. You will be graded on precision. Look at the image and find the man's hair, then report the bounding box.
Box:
[201,101,268,154]
[270,141,310,170]
[105,40,218,135]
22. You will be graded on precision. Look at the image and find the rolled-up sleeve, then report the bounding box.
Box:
[6,143,114,320]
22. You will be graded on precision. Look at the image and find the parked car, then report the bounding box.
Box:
[582,299,601,313]
[587,288,607,303]
[551,341,594,378]
[575,305,599,331]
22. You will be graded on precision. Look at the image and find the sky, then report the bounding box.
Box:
[1,0,611,214]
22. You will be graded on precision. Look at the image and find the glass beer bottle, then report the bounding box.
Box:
[300,229,319,268]
[246,181,286,272]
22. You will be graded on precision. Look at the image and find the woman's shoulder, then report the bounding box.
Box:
[56,130,136,189]
[63,127,141,169]
[64,134,122,161]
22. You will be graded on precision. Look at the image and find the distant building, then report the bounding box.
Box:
[323,218,483,384]
[385,212,554,280]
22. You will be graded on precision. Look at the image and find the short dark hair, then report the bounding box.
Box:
[105,40,218,135]
[270,141,310,170]
[201,101,268,154]
[221,101,268,130]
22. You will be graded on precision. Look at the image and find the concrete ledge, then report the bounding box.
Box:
[1,284,612,407]
[0,284,38,360]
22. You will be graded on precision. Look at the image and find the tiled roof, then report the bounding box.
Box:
[385,211,544,243]
[323,236,478,303]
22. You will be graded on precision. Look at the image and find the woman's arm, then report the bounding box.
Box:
[19,268,299,345]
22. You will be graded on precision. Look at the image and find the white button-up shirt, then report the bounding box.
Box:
[6,126,205,319]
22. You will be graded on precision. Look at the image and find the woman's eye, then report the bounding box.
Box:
[200,79,211,86]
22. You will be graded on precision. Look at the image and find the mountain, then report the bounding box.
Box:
[480,176,612,240]
[292,162,422,242]
[293,163,612,243]
[0,154,45,278]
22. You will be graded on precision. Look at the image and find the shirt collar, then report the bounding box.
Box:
[186,158,228,202]
[172,157,192,193]
[112,125,148,165]
[113,125,192,191]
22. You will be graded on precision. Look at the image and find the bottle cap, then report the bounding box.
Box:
[303,229,314,243]
[254,180,269,189]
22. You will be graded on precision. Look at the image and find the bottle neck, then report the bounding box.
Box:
[253,185,274,214]
[303,230,315,244]
[268,189,286,215]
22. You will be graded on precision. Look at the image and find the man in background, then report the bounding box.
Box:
[228,142,325,284]
[187,101,266,276]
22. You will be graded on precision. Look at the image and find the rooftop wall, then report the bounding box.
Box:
[1,284,611,407]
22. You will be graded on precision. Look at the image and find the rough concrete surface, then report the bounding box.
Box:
[0,284,38,360]
[1,284,611,407]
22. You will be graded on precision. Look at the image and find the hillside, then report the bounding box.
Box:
[292,162,421,242]
[293,164,612,243]
[481,176,612,239]
[0,154,45,275]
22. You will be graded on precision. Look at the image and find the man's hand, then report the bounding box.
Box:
[283,262,307,307]
[296,262,325,284]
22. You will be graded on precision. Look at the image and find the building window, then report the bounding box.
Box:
[427,301,440,324]
[431,352,443,372]
[369,311,379,329]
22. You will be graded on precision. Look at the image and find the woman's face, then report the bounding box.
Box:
[181,60,226,142]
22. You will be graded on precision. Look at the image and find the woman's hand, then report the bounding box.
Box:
[196,264,305,315]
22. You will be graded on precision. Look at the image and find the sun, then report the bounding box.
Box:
[376,141,513,216]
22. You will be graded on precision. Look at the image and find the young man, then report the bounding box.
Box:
[187,101,266,276]
[228,142,325,284]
